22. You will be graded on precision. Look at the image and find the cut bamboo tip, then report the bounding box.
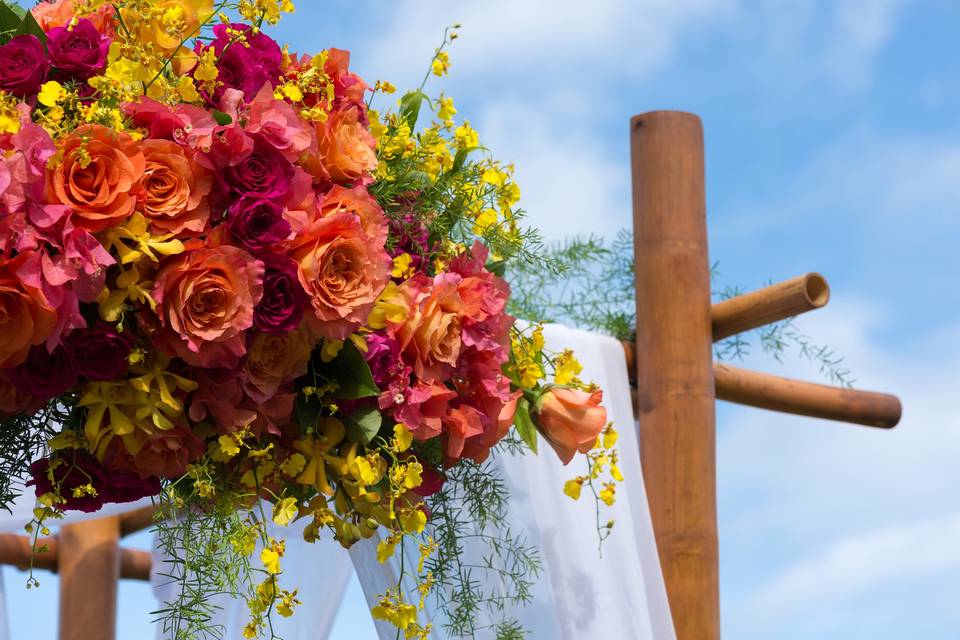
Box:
[714,363,901,428]
[712,273,830,341]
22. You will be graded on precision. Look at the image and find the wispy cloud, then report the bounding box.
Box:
[750,512,960,616]
[718,299,960,637]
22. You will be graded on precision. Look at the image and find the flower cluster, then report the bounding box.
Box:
[0,2,610,637]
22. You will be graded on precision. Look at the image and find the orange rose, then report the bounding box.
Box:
[48,125,145,232]
[396,276,462,383]
[136,139,212,235]
[288,212,390,339]
[0,253,58,368]
[153,245,264,368]
[241,329,311,402]
[309,104,377,184]
[537,387,607,465]
[319,184,388,245]
[32,0,116,35]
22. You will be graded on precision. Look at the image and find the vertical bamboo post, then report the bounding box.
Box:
[631,110,719,639]
[58,517,120,640]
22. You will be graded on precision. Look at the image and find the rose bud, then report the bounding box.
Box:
[0,35,49,97]
[536,387,607,465]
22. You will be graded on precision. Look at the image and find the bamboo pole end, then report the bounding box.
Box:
[631,110,703,128]
[802,272,830,308]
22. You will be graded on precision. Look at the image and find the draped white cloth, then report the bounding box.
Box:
[151,518,352,640]
[342,324,675,639]
[0,324,675,640]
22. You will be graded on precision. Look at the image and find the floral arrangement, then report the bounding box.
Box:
[0,1,622,637]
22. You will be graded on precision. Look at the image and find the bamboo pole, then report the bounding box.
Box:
[0,533,151,581]
[0,533,58,572]
[712,273,830,341]
[119,505,158,537]
[714,363,901,428]
[119,547,152,582]
[58,517,120,640]
[631,110,719,640]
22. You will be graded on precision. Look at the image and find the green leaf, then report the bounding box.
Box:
[0,2,21,35]
[212,110,233,125]
[451,147,472,174]
[13,10,45,43]
[513,397,538,454]
[314,341,379,400]
[486,259,506,278]
[343,404,382,445]
[398,90,427,131]
[294,394,323,434]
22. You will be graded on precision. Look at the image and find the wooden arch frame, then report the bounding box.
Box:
[0,110,901,640]
[628,110,900,640]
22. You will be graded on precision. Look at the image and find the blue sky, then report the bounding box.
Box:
[6,0,960,638]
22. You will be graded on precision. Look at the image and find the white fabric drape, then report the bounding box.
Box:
[492,324,675,639]
[348,324,675,639]
[151,516,352,640]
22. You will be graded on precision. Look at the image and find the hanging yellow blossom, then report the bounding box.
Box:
[431,51,450,77]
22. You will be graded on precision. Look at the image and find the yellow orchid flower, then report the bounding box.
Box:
[104,213,185,265]
[293,418,346,496]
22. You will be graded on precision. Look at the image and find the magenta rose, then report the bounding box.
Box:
[253,254,307,334]
[221,135,294,200]
[364,332,402,387]
[47,19,110,79]
[227,196,292,253]
[203,23,281,102]
[0,35,48,97]
[26,451,157,512]
[68,322,134,381]
[28,452,105,512]
[99,469,161,504]
[6,343,78,401]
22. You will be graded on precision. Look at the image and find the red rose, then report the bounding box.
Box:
[0,35,48,97]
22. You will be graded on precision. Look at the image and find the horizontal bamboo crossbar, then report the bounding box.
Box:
[714,363,901,428]
[119,505,159,537]
[622,342,901,428]
[0,533,151,581]
[711,273,830,341]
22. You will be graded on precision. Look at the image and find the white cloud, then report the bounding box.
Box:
[717,299,960,635]
[824,0,908,89]
[360,0,738,86]
[477,98,630,241]
[750,512,960,616]
[718,130,960,244]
